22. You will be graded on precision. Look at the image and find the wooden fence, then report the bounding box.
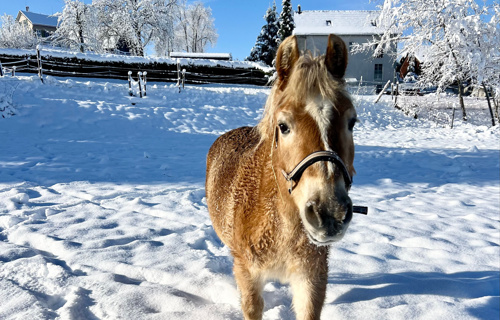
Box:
[0,50,271,86]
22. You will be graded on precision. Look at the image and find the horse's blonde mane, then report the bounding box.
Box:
[256,53,350,142]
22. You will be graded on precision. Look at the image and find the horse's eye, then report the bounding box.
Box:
[278,123,290,135]
[348,118,357,131]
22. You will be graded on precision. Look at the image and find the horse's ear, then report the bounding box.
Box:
[276,35,300,88]
[325,34,348,79]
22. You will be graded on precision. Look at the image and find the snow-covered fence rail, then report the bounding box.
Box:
[0,49,271,86]
[0,57,31,76]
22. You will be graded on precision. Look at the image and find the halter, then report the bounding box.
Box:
[281,151,352,194]
[274,128,368,215]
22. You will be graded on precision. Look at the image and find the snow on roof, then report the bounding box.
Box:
[18,10,58,28]
[170,52,232,60]
[293,10,384,36]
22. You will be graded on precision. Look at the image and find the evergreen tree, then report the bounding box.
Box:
[247,2,279,66]
[277,0,294,43]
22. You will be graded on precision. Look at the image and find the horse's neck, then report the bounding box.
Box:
[256,138,304,236]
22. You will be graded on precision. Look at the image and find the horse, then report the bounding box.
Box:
[206,34,357,320]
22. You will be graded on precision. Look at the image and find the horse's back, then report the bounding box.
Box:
[206,126,261,247]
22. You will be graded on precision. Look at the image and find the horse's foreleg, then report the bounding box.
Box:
[290,272,327,320]
[233,259,264,320]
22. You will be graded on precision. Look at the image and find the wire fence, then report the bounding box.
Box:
[0,50,271,86]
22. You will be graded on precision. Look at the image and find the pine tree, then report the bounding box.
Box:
[247,2,279,66]
[277,0,294,43]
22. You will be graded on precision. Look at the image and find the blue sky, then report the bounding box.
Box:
[2,0,383,59]
[2,1,497,59]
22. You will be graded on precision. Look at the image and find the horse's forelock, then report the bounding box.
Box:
[257,53,351,143]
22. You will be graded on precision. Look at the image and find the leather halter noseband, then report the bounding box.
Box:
[281,150,352,194]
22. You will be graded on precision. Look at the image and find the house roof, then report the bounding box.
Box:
[17,10,58,28]
[293,10,384,36]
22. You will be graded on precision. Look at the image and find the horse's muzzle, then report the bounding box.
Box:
[303,195,353,245]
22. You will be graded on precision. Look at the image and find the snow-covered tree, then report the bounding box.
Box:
[247,2,279,66]
[360,0,498,121]
[174,1,218,53]
[53,0,104,53]
[93,0,177,56]
[478,3,500,95]
[0,14,38,49]
[277,0,294,43]
[152,3,176,56]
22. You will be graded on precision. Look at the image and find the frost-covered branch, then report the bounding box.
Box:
[0,14,38,49]
[359,0,500,121]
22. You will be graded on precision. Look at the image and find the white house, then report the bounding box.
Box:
[293,9,396,86]
[16,7,58,38]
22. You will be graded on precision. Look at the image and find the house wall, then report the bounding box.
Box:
[16,13,57,38]
[17,15,33,30]
[296,34,395,85]
[32,25,57,38]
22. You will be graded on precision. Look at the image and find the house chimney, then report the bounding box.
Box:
[297,5,302,14]
[26,6,29,12]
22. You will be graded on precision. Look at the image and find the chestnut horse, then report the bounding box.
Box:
[206,34,357,320]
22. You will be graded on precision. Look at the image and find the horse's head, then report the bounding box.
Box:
[260,34,357,246]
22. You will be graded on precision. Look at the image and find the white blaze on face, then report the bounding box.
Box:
[305,95,335,176]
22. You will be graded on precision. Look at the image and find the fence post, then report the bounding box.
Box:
[36,45,44,83]
[12,66,16,77]
[0,61,3,77]
[177,59,181,92]
[482,82,496,127]
[375,80,391,104]
[394,82,399,107]
[182,69,186,89]
[137,72,143,98]
[142,71,147,96]
[451,105,456,129]
[128,71,133,96]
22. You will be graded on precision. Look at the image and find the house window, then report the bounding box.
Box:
[374,64,383,81]
[326,20,331,26]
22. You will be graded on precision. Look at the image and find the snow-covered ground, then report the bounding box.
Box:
[1,74,499,320]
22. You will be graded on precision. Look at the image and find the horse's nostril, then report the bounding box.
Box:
[305,201,322,228]
[342,201,353,224]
